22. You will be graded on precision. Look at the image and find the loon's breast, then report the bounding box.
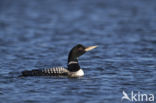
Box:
[68,69,84,77]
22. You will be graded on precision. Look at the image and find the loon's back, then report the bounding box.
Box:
[21,67,69,76]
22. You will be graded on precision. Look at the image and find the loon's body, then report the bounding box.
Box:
[20,44,97,77]
[21,65,84,77]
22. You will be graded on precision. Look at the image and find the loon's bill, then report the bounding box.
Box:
[20,44,97,77]
[85,45,98,51]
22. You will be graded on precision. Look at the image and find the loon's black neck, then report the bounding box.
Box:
[67,52,80,72]
[67,62,80,72]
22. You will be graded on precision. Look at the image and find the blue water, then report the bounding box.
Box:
[0,0,156,103]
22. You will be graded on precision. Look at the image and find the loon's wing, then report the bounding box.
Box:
[20,67,69,77]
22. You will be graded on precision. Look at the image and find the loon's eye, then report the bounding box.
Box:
[78,47,84,52]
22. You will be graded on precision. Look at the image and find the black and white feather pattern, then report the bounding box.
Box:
[42,67,69,75]
[21,67,69,76]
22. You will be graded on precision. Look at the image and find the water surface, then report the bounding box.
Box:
[0,0,156,103]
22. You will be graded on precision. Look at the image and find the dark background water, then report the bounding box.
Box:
[0,0,156,103]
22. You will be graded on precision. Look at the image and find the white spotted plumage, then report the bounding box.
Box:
[42,67,69,75]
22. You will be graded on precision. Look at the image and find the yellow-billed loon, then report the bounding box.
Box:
[20,44,97,77]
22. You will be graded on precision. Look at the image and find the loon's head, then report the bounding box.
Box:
[68,44,97,63]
